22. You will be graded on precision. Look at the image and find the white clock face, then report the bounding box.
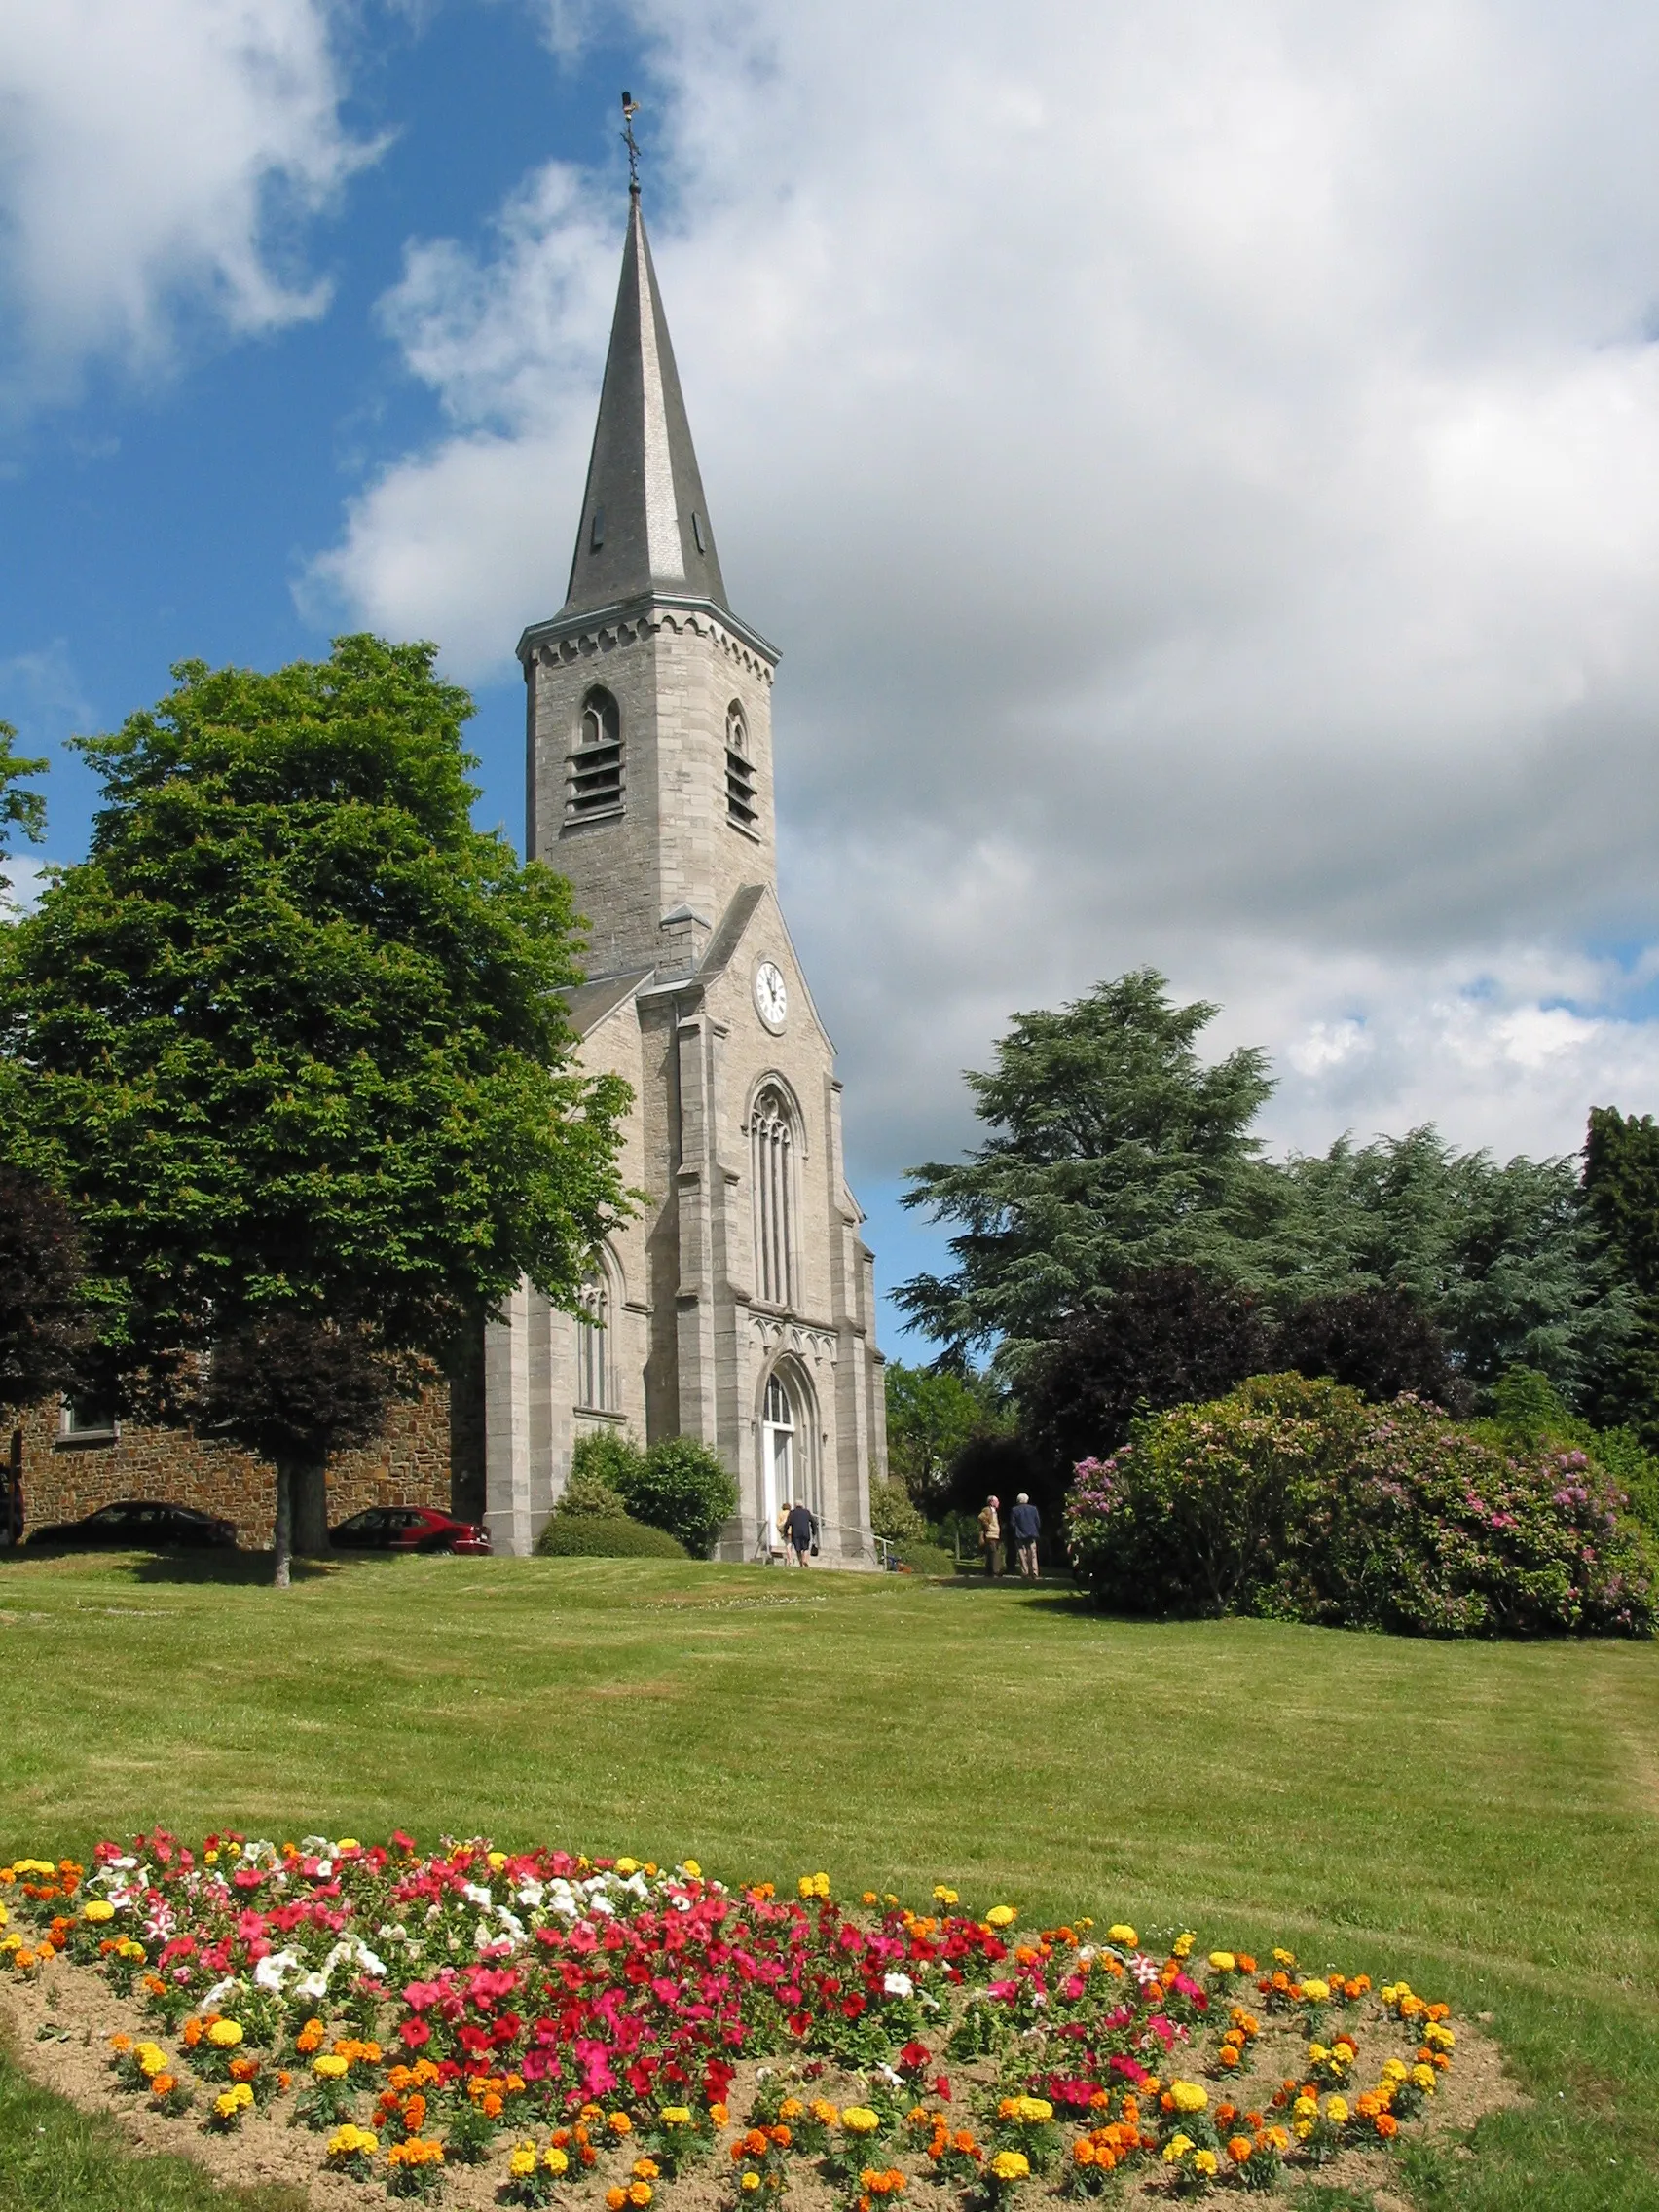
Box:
[755,960,789,1032]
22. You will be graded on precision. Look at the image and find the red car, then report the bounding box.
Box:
[329,1505,491,1556]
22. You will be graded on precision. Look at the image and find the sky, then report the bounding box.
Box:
[6,0,1659,1354]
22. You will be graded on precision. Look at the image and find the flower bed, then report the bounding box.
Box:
[0,1836,1503,2205]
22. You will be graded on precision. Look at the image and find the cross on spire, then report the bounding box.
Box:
[620,90,642,193]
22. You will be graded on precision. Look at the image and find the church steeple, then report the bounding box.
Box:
[563,189,728,618]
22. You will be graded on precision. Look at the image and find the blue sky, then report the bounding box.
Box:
[9,0,1659,1362]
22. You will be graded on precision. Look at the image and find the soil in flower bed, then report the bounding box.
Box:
[0,1839,1524,2209]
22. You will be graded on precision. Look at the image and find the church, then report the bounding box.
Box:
[481,177,889,1563]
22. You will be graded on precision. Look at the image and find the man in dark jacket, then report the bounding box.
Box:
[1010,1493,1042,1580]
[784,1499,816,1567]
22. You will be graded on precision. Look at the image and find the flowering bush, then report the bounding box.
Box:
[1,1834,1475,2200]
[1065,1372,1657,1636]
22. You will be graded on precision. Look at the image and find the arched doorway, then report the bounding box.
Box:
[758,1360,820,1554]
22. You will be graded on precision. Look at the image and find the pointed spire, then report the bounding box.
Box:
[563,188,728,617]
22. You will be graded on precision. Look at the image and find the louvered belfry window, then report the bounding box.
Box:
[568,687,623,820]
[752,1087,795,1308]
[725,700,757,829]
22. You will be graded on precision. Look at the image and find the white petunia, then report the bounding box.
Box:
[883,1972,914,1999]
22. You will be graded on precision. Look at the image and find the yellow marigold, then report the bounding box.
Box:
[1168,2082,1208,2116]
[988,2151,1029,2182]
[682,1860,702,1879]
[136,2045,167,2077]
[1207,1951,1235,1973]
[1299,1977,1331,2003]
[633,2158,660,2180]
[1193,2149,1218,2176]
[660,2105,693,2126]
[1412,2065,1437,2091]
[1161,2136,1194,2164]
[934,1886,959,1905]
[207,2019,243,2049]
[313,2054,350,2080]
[544,2147,570,2175]
[1326,2097,1349,2125]
[985,1906,1016,1929]
[327,2123,379,2159]
[1106,1924,1136,1947]
[213,2085,253,2120]
[741,2175,760,2194]
[509,2145,538,2179]
[842,2108,881,2135]
[84,1899,115,1924]
[1293,2096,1318,2120]
[627,2187,653,2207]
[1171,1933,1196,1959]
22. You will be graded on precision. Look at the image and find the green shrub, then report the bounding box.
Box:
[535,1515,688,1560]
[611,1437,738,1559]
[1477,1366,1659,1542]
[569,1428,647,1496]
[868,1479,928,1549]
[894,1541,957,1579]
[1064,1371,1656,1639]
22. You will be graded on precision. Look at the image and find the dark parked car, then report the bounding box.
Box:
[329,1505,491,1556]
[26,1499,238,1549]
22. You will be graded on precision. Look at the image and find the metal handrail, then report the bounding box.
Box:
[752,1515,877,1565]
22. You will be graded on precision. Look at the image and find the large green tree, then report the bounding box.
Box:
[0,639,632,1578]
[0,720,47,893]
[1278,1127,1622,1396]
[895,972,1277,1370]
[1582,1105,1659,1439]
[883,1359,1010,1510]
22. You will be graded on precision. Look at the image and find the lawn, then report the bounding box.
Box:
[1,1548,1656,2211]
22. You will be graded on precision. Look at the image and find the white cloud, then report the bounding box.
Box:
[309,0,1659,1200]
[0,0,375,408]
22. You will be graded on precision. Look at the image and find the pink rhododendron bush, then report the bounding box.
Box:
[0,1834,1516,2205]
[1065,1374,1657,1637]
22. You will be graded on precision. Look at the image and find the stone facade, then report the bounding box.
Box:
[484,188,887,1563]
[6,1382,467,1551]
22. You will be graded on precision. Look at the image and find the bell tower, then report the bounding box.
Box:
[486,163,888,1563]
[518,182,781,983]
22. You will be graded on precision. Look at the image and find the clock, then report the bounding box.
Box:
[754,960,789,1032]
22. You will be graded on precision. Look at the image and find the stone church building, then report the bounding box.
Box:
[7,182,885,1562]
[484,182,888,1562]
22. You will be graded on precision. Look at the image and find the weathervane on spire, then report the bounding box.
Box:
[620,90,642,192]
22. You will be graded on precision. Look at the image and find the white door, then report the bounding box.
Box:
[761,1376,795,1552]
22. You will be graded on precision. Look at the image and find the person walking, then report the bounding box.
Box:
[1010,1493,1042,1580]
[784,1499,815,1567]
[977,1494,1003,1577]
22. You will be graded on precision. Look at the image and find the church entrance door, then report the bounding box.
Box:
[760,1375,795,1556]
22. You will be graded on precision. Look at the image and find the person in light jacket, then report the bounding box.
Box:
[977,1495,1003,1577]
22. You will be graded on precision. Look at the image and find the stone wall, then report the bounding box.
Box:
[8,1385,459,1551]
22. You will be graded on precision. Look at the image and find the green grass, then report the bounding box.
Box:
[2,1549,1658,2210]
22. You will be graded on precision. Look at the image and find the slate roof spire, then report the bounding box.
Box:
[562,183,728,616]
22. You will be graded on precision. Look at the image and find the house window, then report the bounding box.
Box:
[725,701,757,830]
[576,1272,611,1411]
[752,1086,795,1309]
[567,688,623,821]
[58,1397,117,1444]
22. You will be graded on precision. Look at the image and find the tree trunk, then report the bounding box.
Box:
[273,1463,293,1590]
[292,1459,331,1557]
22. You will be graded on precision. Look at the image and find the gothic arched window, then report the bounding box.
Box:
[751,1085,796,1309]
[568,687,623,820]
[576,1269,612,1410]
[725,699,757,830]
